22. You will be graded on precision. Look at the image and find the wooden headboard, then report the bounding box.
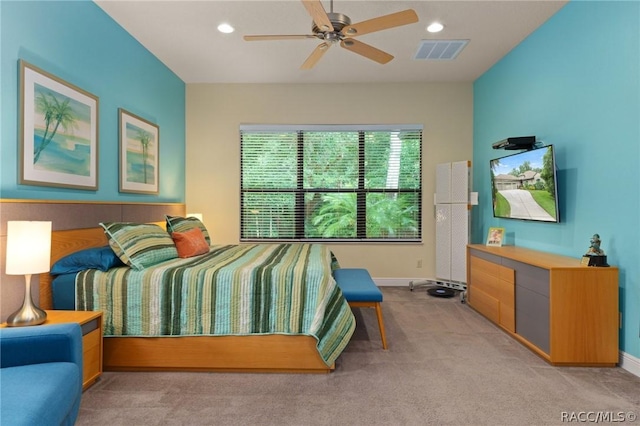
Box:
[0,199,186,315]
[41,222,166,310]
[41,227,108,309]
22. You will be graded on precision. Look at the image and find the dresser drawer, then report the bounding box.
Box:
[469,286,500,324]
[470,255,500,277]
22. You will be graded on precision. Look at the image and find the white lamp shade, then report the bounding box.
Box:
[5,221,52,275]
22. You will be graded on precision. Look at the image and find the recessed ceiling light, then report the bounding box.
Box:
[217,23,234,34]
[427,22,444,33]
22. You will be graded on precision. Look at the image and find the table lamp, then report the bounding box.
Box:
[5,221,52,326]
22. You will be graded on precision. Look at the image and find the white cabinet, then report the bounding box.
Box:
[435,161,471,286]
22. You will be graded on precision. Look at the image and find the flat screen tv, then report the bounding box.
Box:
[490,145,559,223]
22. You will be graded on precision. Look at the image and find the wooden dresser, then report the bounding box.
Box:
[467,244,619,366]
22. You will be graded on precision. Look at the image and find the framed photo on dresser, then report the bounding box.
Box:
[486,227,505,247]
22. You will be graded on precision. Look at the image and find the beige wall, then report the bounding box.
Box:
[186,83,473,282]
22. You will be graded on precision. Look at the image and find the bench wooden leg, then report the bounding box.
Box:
[348,301,388,350]
[374,302,388,350]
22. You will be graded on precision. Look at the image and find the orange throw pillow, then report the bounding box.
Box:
[171,227,209,258]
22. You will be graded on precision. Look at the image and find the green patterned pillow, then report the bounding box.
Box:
[100,222,178,270]
[165,215,211,245]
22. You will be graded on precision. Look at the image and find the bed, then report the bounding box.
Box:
[39,218,355,373]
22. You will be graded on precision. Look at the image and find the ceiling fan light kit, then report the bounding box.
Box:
[244,0,419,69]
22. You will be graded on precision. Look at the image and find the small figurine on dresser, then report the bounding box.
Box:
[582,233,609,266]
[586,234,605,256]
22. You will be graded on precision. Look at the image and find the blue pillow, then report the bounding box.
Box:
[50,246,125,275]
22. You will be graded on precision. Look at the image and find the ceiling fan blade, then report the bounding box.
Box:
[244,34,317,41]
[342,9,418,37]
[340,39,393,64]
[301,42,330,70]
[301,0,334,32]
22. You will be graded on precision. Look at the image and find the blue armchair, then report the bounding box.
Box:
[0,323,83,426]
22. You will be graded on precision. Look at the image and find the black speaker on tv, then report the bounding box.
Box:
[492,136,536,150]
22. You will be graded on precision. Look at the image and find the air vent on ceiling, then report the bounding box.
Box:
[414,39,468,61]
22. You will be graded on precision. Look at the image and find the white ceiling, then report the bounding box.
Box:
[96,0,568,84]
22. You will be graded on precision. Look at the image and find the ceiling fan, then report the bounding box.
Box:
[243,0,419,69]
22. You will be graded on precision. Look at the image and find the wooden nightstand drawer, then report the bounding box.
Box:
[44,310,103,390]
[83,328,102,387]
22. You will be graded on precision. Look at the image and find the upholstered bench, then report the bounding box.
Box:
[333,268,388,349]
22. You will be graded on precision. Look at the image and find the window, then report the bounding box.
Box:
[240,124,422,242]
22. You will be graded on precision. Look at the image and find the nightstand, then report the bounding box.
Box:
[43,310,103,390]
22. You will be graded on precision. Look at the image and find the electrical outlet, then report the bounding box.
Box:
[417,260,422,268]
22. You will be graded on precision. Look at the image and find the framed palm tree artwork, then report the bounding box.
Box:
[19,60,99,189]
[118,108,159,194]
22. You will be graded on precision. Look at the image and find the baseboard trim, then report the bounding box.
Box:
[372,278,435,287]
[619,351,640,378]
[372,277,467,289]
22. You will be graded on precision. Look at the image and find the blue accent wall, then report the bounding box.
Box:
[0,0,185,202]
[473,1,640,359]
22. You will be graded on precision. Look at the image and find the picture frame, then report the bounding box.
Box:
[19,60,99,190]
[486,227,505,247]
[118,108,159,194]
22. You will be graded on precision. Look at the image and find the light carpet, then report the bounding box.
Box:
[76,287,640,425]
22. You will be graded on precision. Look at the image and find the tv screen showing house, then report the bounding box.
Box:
[489,145,559,223]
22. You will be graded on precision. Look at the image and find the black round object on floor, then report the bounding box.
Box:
[427,287,456,298]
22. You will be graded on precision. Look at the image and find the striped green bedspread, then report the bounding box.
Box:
[76,243,355,366]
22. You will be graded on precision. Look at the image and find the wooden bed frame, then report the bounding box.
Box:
[40,226,334,373]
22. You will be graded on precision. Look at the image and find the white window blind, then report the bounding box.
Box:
[240,125,422,242]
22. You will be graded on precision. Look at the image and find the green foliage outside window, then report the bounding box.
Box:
[241,127,422,242]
